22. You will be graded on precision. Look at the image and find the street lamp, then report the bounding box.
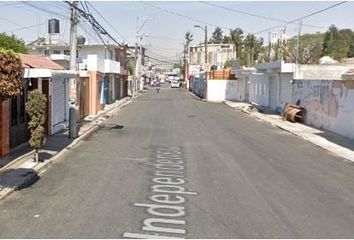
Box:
[194,25,208,66]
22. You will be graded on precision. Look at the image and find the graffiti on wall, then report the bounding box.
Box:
[293,79,354,138]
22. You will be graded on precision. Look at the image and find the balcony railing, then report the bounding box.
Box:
[50,54,70,61]
[104,59,120,74]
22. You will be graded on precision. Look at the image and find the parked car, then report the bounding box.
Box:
[171,80,179,88]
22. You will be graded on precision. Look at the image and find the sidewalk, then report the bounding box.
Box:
[224,100,354,163]
[0,96,133,201]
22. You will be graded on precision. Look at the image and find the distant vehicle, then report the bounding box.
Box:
[158,75,165,84]
[171,80,179,88]
[166,72,178,83]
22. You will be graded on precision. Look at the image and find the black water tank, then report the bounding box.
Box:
[77,36,86,45]
[48,19,60,34]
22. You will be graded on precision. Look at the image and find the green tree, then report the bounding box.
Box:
[26,90,47,162]
[0,48,23,101]
[209,27,223,44]
[322,25,354,60]
[222,35,231,44]
[254,37,266,63]
[127,61,134,75]
[223,59,232,69]
[244,34,257,66]
[0,33,28,53]
[285,32,325,63]
[230,28,244,61]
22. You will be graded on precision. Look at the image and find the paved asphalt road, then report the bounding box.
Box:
[1,86,354,238]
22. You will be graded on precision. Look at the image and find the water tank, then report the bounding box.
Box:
[77,36,86,45]
[48,19,60,34]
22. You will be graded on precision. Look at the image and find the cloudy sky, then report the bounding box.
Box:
[1,1,353,65]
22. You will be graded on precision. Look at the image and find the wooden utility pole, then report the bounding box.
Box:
[69,0,78,139]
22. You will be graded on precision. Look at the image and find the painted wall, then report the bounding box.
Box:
[293,79,354,139]
[206,80,244,102]
[192,77,205,98]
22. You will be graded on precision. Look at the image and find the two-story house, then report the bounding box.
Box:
[189,43,236,72]
[28,38,128,118]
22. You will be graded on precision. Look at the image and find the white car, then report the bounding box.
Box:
[170,80,179,88]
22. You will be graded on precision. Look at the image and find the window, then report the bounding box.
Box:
[64,50,70,55]
[53,50,61,54]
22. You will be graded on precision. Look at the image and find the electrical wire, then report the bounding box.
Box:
[252,1,347,35]
[200,1,325,30]
[21,1,68,18]
[87,1,130,43]
[65,1,178,64]
[140,1,234,32]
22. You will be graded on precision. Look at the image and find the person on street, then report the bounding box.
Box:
[156,80,161,93]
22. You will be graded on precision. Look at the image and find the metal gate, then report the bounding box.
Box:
[9,86,29,148]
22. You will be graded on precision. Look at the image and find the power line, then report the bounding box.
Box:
[253,1,347,35]
[140,1,233,32]
[200,1,325,30]
[5,22,47,33]
[65,1,178,65]
[86,2,130,43]
[21,1,68,18]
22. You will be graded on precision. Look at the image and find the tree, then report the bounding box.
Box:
[0,33,28,53]
[322,25,354,60]
[222,35,231,44]
[223,59,232,69]
[253,37,266,63]
[230,28,244,61]
[0,48,23,101]
[209,27,223,44]
[185,31,193,46]
[25,90,47,162]
[127,61,134,75]
[244,34,257,66]
[285,32,325,64]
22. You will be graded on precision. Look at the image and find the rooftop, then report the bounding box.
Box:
[19,54,64,70]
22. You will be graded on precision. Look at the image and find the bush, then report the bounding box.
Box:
[26,90,47,161]
[0,48,23,101]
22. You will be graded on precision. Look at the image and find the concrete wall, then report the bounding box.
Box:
[294,64,354,80]
[206,79,244,102]
[293,79,354,139]
[87,55,105,73]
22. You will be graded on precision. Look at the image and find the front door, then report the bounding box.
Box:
[80,77,90,118]
[9,84,29,148]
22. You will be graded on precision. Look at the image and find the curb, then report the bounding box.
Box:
[185,89,205,101]
[224,102,354,163]
[0,97,133,202]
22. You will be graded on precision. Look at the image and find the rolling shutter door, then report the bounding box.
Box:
[52,79,66,126]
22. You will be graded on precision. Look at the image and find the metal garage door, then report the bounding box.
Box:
[52,78,67,131]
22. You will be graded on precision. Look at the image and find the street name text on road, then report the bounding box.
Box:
[123,146,197,239]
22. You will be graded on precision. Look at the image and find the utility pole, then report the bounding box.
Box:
[268,32,271,61]
[204,25,208,65]
[133,16,152,98]
[296,19,302,64]
[69,0,78,139]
